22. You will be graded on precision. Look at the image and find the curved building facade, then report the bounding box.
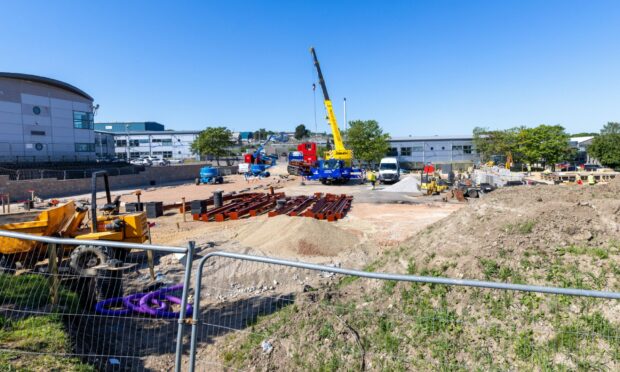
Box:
[0,73,96,163]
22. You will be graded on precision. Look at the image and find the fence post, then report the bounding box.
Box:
[48,243,59,308]
[174,241,195,372]
[182,197,186,222]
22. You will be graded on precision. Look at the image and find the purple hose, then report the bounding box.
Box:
[122,292,168,314]
[95,297,132,316]
[94,284,191,318]
[139,284,192,318]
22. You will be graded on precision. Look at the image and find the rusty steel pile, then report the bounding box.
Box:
[184,191,352,222]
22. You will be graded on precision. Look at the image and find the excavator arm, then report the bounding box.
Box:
[310,47,353,164]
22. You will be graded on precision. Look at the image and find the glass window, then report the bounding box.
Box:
[31,130,46,136]
[400,147,412,156]
[463,145,472,154]
[412,146,423,152]
[128,139,140,147]
[116,139,127,147]
[387,147,398,156]
[73,111,94,129]
[453,145,463,151]
[138,139,149,144]
[75,143,95,152]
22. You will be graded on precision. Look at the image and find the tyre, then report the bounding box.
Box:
[70,245,109,276]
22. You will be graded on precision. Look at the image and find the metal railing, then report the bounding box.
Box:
[2,230,620,370]
[188,252,620,371]
[0,230,193,372]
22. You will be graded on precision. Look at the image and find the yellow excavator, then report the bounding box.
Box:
[0,171,150,275]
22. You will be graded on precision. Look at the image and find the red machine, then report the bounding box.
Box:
[298,142,317,163]
[287,142,318,176]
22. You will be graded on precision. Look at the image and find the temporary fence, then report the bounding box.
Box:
[188,252,620,371]
[0,230,193,372]
[2,230,620,370]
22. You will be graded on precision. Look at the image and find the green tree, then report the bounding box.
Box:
[472,126,520,162]
[253,128,269,143]
[517,125,571,167]
[345,120,390,165]
[191,127,234,165]
[294,124,310,140]
[588,122,620,169]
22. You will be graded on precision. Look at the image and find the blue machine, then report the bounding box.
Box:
[245,133,286,177]
[195,166,224,185]
[308,159,361,184]
[288,151,304,163]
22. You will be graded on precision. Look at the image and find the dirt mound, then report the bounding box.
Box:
[395,181,620,286]
[233,215,359,257]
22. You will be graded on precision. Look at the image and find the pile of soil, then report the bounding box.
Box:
[217,180,620,370]
[233,215,359,257]
[395,180,620,285]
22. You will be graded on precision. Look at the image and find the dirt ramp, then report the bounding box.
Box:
[233,215,359,257]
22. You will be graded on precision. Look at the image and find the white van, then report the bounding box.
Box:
[378,157,400,184]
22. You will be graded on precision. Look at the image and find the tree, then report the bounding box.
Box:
[294,124,310,140]
[571,132,599,137]
[473,125,571,168]
[588,122,620,169]
[345,120,390,165]
[517,125,571,167]
[191,127,234,165]
[253,128,269,143]
[473,126,520,162]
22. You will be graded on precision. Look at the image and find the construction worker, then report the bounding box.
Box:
[588,172,596,186]
[526,163,532,175]
[367,169,377,190]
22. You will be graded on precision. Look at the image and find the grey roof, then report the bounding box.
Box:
[389,135,473,142]
[0,72,93,101]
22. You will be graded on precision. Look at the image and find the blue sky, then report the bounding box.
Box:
[1,1,619,136]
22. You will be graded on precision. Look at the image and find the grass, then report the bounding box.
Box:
[0,274,89,371]
[504,220,536,235]
[558,245,611,260]
[0,315,93,371]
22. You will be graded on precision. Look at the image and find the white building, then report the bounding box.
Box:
[0,72,96,162]
[388,135,479,168]
[109,130,201,160]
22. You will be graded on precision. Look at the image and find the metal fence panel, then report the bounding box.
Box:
[189,252,620,371]
[0,231,192,371]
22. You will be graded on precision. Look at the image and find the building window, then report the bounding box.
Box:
[411,146,423,152]
[75,143,95,152]
[73,111,94,129]
[400,147,412,156]
[463,145,472,154]
[33,106,41,115]
[128,139,140,147]
[116,139,127,147]
[430,146,434,151]
[441,146,445,150]
[453,145,463,151]
[31,130,46,136]
[387,147,398,156]
[152,138,173,145]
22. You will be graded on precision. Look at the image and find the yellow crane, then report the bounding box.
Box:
[310,47,353,166]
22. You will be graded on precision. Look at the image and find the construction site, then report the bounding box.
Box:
[2,2,620,370]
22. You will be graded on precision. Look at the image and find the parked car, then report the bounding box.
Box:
[130,158,152,166]
[152,158,170,166]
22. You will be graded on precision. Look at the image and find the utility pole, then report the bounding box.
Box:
[343,97,347,142]
[125,124,130,160]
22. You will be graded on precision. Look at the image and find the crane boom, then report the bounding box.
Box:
[310,47,353,164]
